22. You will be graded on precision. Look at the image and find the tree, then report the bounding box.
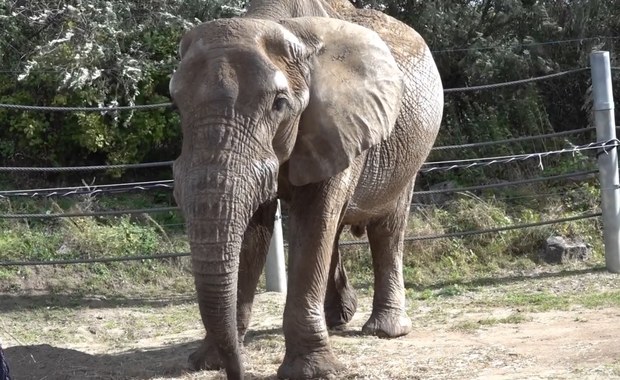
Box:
[0,0,617,180]
[0,0,245,166]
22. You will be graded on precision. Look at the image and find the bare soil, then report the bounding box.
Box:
[2,267,620,379]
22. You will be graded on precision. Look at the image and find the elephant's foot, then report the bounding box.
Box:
[277,349,345,379]
[189,334,249,371]
[325,285,358,331]
[188,337,223,371]
[362,309,412,338]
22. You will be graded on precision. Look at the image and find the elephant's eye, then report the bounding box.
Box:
[272,95,289,112]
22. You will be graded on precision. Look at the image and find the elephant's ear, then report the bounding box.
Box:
[280,17,404,186]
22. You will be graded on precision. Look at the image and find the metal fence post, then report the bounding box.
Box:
[590,51,620,273]
[265,200,287,292]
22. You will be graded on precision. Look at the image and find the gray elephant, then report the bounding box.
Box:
[170,0,443,378]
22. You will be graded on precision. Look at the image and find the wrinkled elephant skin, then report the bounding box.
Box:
[170,1,443,379]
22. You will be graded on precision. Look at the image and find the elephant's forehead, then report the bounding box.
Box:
[179,47,278,85]
[188,18,284,47]
[171,46,287,105]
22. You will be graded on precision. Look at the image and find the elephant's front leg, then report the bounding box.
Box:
[189,200,278,371]
[277,180,349,379]
[362,188,413,338]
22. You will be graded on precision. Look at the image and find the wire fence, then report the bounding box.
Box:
[430,36,620,54]
[414,169,598,196]
[0,102,173,112]
[443,68,591,93]
[421,139,617,173]
[0,212,602,266]
[339,212,602,247]
[0,66,596,112]
[0,63,613,266]
[0,124,599,178]
[430,127,595,151]
[0,161,173,173]
[0,180,174,199]
[0,207,178,220]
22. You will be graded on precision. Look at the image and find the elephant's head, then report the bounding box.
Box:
[170,16,403,378]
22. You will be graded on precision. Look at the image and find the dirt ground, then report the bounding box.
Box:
[2,267,620,379]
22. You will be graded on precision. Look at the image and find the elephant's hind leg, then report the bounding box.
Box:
[362,188,413,338]
[325,225,358,330]
[189,200,278,371]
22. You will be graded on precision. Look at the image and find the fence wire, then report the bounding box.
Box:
[0,252,189,266]
[0,131,602,175]
[0,180,174,199]
[431,36,620,54]
[0,68,592,113]
[0,102,173,112]
[443,68,589,93]
[431,127,594,151]
[414,169,598,196]
[0,168,595,200]
[0,206,179,219]
[339,212,602,247]
[0,161,173,173]
[421,139,618,173]
[0,212,601,266]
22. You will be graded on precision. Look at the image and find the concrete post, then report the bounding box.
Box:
[265,200,287,292]
[590,51,620,273]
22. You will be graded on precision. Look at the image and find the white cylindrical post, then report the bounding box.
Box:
[265,200,287,292]
[590,51,620,273]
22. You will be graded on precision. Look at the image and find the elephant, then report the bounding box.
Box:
[169,0,443,378]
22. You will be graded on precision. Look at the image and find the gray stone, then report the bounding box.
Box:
[541,236,591,264]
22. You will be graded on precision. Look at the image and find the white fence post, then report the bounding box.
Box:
[265,200,287,292]
[590,51,620,273]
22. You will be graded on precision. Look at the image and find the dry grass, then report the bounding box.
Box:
[3,265,620,379]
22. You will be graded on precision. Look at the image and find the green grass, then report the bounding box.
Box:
[0,179,605,298]
[452,313,530,332]
[0,193,193,294]
[340,181,603,293]
[406,283,620,316]
[498,290,620,311]
[501,291,572,311]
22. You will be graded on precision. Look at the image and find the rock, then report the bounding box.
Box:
[56,244,71,255]
[541,236,591,264]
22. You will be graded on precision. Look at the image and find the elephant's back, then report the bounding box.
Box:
[340,9,427,66]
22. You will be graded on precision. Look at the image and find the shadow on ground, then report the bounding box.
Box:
[5,343,196,380]
[5,342,278,380]
[0,292,196,313]
[245,327,283,341]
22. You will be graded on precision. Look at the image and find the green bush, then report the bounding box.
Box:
[0,0,245,167]
[1,1,618,172]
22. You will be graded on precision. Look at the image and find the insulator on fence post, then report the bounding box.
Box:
[265,199,287,292]
[590,51,620,273]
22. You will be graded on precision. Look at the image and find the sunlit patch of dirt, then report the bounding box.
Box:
[3,271,620,379]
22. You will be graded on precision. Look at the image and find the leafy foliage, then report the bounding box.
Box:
[0,0,618,178]
[372,0,619,185]
[0,0,245,167]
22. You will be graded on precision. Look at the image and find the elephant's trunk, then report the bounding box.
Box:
[191,228,243,379]
[175,137,278,379]
[185,170,247,379]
